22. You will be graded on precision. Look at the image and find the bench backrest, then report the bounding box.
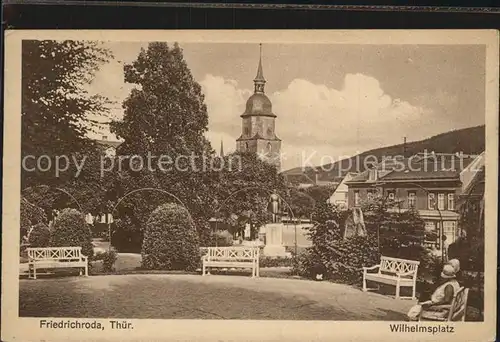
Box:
[448,287,469,321]
[27,247,83,261]
[379,256,420,276]
[203,246,259,261]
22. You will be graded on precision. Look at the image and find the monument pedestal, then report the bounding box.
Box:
[263,223,291,257]
[263,245,290,257]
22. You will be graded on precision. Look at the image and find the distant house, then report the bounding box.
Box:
[283,169,337,189]
[95,135,122,157]
[327,172,357,209]
[345,152,479,251]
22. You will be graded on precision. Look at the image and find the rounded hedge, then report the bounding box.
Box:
[28,223,51,247]
[141,203,200,271]
[50,208,94,259]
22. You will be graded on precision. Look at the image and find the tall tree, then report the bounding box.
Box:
[109,42,214,246]
[111,42,211,157]
[22,40,113,188]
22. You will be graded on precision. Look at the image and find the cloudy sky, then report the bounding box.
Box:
[87,42,485,170]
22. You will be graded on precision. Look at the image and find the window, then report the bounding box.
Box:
[438,193,445,210]
[245,142,249,151]
[354,191,360,206]
[428,193,436,210]
[448,193,455,210]
[408,191,416,208]
[267,142,272,152]
[387,191,395,201]
[442,221,457,244]
[424,221,439,248]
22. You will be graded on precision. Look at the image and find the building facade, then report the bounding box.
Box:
[236,45,282,170]
[345,153,479,252]
[327,172,357,209]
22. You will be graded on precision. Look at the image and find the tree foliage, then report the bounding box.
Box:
[22,40,113,188]
[111,42,210,156]
[213,152,288,237]
[20,198,47,243]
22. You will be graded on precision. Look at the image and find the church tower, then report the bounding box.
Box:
[236,44,282,170]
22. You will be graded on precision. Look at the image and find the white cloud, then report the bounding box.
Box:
[201,73,433,170]
[87,64,435,170]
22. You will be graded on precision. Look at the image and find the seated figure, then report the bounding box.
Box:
[408,261,461,321]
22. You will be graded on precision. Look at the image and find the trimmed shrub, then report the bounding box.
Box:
[204,230,234,247]
[50,208,94,259]
[94,250,118,273]
[28,223,51,247]
[259,256,293,268]
[291,249,317,278]
[141,203,200,271]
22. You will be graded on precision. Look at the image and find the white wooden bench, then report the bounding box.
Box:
[201,246,260,277]
[27,247,88,279]
[419,287,469,322]
[362,256,419,299]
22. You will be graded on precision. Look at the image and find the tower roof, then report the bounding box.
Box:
[254,44,265,82]
[242,44,275,118]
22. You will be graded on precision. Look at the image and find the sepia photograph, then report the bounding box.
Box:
[2,30,498,341]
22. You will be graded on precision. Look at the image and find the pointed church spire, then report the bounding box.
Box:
[254,43,266,93]
[220,139,224,157]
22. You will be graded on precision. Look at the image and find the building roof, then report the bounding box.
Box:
[346,152,477,184]
[241,93,276,118]
[95,139,122,149]
[241,44,275,118]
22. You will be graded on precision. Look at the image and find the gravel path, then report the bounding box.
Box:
[19,274,413,320]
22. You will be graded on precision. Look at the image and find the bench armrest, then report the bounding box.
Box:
[363,264,380,272]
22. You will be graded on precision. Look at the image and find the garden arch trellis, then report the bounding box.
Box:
[21,185,84,213]
[109,187,198,249]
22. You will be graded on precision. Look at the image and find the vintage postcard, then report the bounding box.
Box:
[2,30,499,341]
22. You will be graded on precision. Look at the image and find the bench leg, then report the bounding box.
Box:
[202,263,206,276]
[33,265,37,280]
[412,282,416,300]
[395,282,400,299]
[84,264,88,277]
[362,274,367,292]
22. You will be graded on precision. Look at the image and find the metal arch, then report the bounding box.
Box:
[111,187,197,229]
[21,185,83,212]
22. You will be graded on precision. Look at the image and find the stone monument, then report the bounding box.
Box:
[263,223,291,257]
